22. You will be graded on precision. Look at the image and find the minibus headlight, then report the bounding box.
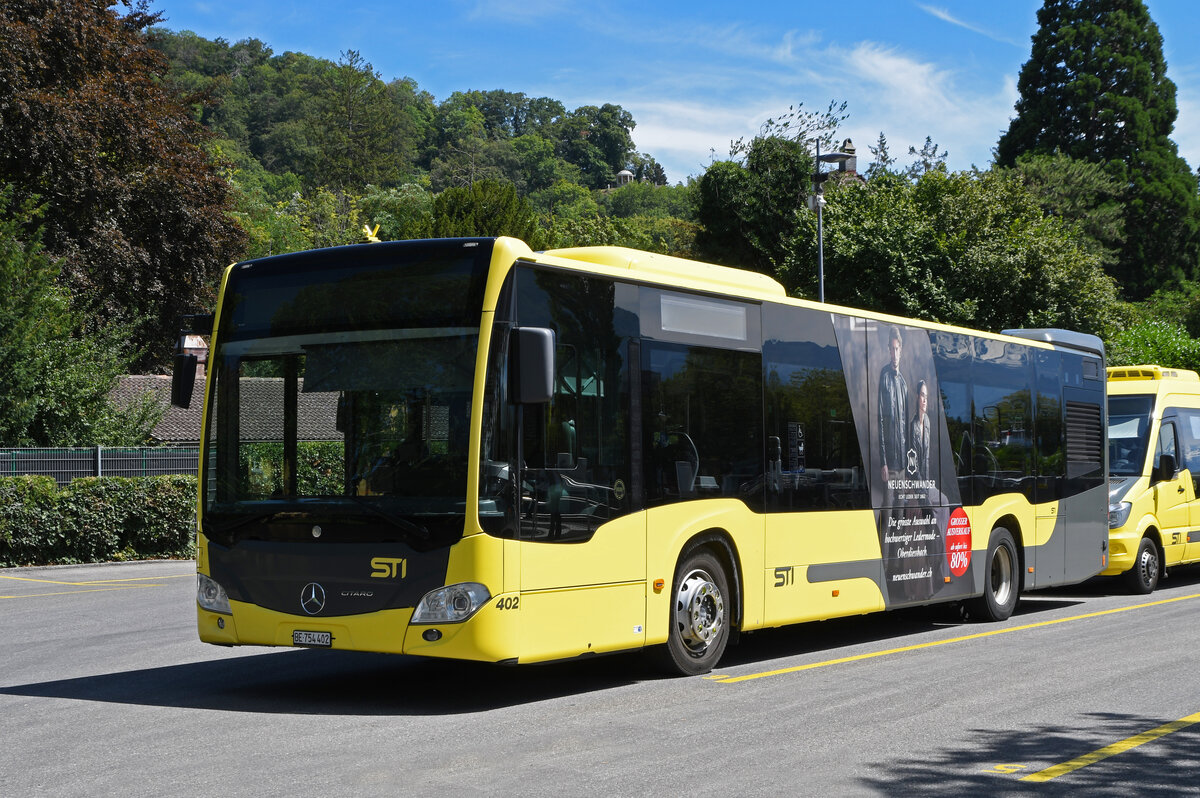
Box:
[1109,501,1132,529]
[197,573,232,614]
[411,582,491,624]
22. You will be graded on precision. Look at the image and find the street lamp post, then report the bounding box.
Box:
[812,141,852,303]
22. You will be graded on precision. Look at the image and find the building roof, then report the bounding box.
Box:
[110,375,202,444]
[110,375,342,444]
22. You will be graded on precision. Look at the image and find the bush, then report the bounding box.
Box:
[0,475,196,567]
[0,476,63,565]
[1107,319,1200,372]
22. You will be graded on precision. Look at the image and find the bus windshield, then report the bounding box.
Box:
[202,241,492,545]
[1108,394,1154,476]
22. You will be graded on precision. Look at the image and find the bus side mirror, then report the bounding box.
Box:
[170,312,212,409]
[1156,453,1177,483]
[171,352,198,408]
[509,327,555,405]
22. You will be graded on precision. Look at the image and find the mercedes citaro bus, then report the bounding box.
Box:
[172,237,1109,675]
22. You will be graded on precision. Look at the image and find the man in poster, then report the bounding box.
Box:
[878,326,908,501]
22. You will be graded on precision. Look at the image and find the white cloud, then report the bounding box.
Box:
[624,36,1021,181]
[832,42,1018,168]
[916,4,1022,46]
[1173,89,1200,171]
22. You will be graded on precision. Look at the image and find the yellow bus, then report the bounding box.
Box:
[1105,365,1200,592]
[173,237,1109,675]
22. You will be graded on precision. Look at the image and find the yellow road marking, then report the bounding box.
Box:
[1021,711,1200,782]
[0,585,162,599]
[0,571,193,599]
[0,572,192,586]
[707,592,1200,684]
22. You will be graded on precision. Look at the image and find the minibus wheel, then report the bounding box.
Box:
[1123,537,1159,595]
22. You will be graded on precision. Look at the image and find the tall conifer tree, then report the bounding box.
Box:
[996,0,1200,297]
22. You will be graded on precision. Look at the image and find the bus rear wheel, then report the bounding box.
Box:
[657,548,730,676]
[1123,537,1159,595]
[969,527,1019,622]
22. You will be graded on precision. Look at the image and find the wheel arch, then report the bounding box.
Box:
[1140,526,1166,576]
[993,513,1026,593]
[677,528,743,632]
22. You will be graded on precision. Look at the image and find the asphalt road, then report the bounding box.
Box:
[2,560,1200,797]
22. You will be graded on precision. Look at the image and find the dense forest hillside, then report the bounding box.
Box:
[148,29,698,261]
[3,1,1200,447]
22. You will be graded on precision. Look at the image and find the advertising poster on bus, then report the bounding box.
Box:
[834,317,974,606]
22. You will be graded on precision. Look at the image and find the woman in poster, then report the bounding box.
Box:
[909,379,931,486]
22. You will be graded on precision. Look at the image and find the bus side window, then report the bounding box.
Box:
[1155,420,1179,482]
[642,342,762,507]
[763,304,866,512]
[1182,410,1200,494]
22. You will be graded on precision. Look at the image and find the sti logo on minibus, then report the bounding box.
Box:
[370,557,407,579]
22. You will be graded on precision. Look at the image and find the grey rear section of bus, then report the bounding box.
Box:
[1004,328,1108,587]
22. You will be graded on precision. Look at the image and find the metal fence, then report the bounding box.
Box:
[0,447,200,486]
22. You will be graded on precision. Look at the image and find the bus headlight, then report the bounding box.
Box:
[197,573,232,614]
[1109,501,1132,529]
[411,582,491,624]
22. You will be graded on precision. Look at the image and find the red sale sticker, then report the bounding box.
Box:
[946,507,972,578]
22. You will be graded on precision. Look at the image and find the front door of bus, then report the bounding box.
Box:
[1153,419,1191,561]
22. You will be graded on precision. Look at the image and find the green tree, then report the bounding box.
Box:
[556,104,636,190]
[512,134,579,193]
[1107,319,1200,371]
[1136,281,1200,338]
[779,169,1121,336]
[598,181,697,220]
[0,0,246,368]
[0,187,159,446]
[995,0,1200,297]
[695,103,847,274]
[309,50,408,189]
[529,180,600,221]
[386,77,437,171]
[432,179,543,246]
[866,132,897,179]
[695,136,813,274]
[360,183,434,241]
[427,104,527,191]
[232,182,365,257]
[1013,151,1125,268]
[905,136,948,178]
[541,214,652,251]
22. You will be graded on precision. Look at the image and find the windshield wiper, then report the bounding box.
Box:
[349,497,431,542]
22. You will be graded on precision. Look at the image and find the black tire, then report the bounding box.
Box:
[969,527,1019,622]
[656,548,731,676]
[1123,537,1159,595]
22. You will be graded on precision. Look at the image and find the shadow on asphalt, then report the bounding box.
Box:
[0,595,1077,717]
[0,647,652,716]
[5,567,1198,717]
[855,711,1200,798]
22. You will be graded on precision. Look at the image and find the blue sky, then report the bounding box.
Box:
[152,0,1200,185]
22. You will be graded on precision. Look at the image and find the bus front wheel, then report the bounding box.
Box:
[1123,537,1159,595]
[969,527,1019,622]
[657,548,730,676]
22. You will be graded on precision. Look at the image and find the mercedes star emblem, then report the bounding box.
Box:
[301,582,326,615]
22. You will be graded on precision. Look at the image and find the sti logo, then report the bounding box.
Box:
[370,557,407,579]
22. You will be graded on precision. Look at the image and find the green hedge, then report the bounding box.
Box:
[0,475,196,567]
